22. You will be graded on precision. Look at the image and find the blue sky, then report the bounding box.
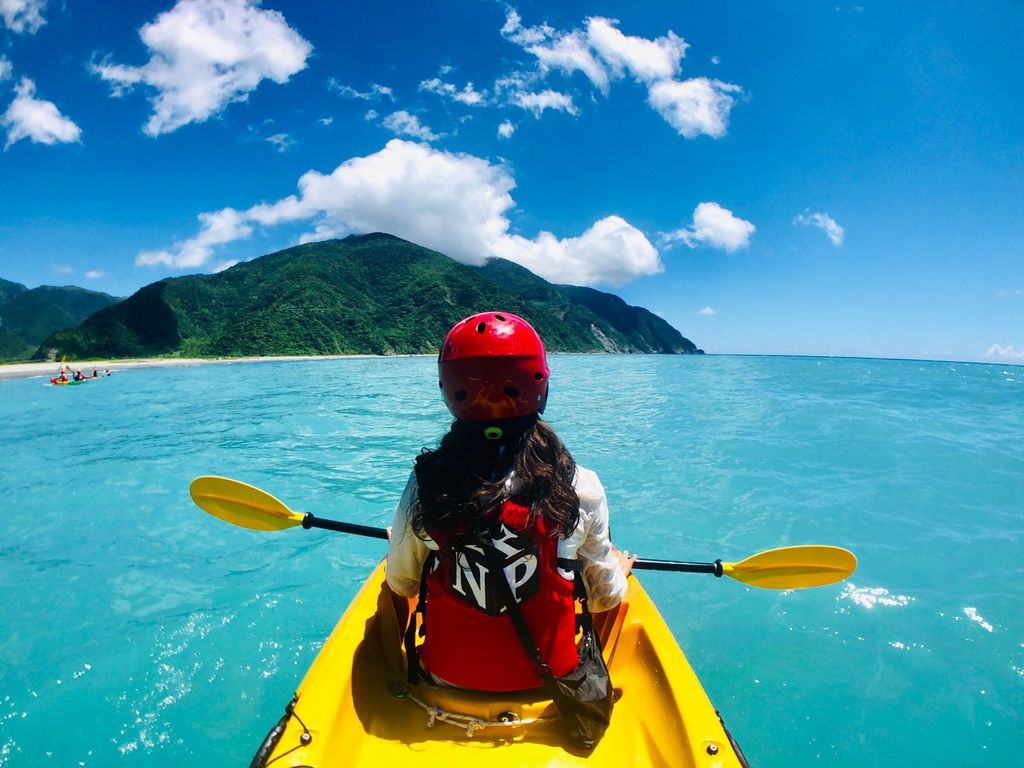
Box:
[1,0,1021,363]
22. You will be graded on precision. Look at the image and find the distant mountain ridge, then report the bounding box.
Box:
[35,234,701,359]
[0,279,119,360]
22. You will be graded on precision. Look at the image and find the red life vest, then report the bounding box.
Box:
[418,498,579,691]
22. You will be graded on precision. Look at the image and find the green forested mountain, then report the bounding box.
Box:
[0,281,119,360]
[36,234,700,359]
[0,325,33,360]
[0,278,26,305]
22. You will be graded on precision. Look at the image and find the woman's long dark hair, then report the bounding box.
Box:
[411,415,580,540]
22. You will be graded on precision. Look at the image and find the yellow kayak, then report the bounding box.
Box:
[250,561,747,767]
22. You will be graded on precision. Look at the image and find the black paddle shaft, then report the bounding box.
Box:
[634,558,724,576]
[302,513,389,540]
[299,513,723,573]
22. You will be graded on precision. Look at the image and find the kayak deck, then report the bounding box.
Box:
[253,561,746,767]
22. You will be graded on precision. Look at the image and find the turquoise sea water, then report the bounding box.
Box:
[1,355,1022,767]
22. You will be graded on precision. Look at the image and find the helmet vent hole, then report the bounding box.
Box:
[455,390,468,402]
[438,380,444,389]
[476,322,486,333]
[494,314,506,321]
[534,372,545,381]
[504,386,519,398]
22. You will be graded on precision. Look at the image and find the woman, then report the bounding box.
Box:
[386,311,634,692]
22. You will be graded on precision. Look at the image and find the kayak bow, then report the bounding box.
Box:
[187,477,854,766]
[249,561,748,767]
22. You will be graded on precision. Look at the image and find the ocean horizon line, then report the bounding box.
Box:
[2,350,1020,383]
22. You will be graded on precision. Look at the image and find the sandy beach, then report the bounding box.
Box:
[0,354,387,381]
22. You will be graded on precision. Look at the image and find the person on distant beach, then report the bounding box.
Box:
[386,311,635,693]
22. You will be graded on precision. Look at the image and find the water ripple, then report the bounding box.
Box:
[2,355,1023,767]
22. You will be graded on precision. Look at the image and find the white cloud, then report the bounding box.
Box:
[531,30,610,93]
[2,78,82,149]
[697,306,716,315]
[137,207,252,267]
[138,139,662,287]
[985,344,1024,361]
[492,72,578,120]
[1,0,46,33]
[0,56,12,81]
[585,17,687,84]
[500,11,608,92]
[84,270,105,279]
[497,120,516,139]
[511,89,577,118]
[500,9,553,47]
[647,77,742,138]
[662,202,755,252]
[419,76,487,106]
[996,288,1023,299]
[93,0,312,136]
[318,116,333,126]
[381,110,441,141]
[794,211,845,246]
[711,55,721,65]
[266,132,295,152]
[297,221,345,245]
[491,215,661,287]
[51,264,73,275]
[501,10,742,139]
[327,79,393,101]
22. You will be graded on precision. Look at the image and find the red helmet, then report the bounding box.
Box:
[438,312,549,421]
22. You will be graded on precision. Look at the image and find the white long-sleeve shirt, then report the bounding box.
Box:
[386,465,628,612]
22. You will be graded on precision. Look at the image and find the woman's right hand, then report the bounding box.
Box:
[612,545,637,577]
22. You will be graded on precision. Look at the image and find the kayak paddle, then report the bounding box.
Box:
[190,474,388,539]
[189,475,856,589]
[636,546,856,589]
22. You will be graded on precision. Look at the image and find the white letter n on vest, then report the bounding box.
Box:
[451,523,541,616]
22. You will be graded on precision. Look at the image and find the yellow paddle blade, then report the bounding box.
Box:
[189,475,305,531]
[721,545,857,589]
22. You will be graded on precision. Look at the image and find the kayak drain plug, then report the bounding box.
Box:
[707,744,719,755]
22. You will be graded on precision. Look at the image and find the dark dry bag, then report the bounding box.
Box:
[485,545,614,749]
[536,614,613,749]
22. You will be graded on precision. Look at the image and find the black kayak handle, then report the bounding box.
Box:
[302,513,390,540]
[634,558,724,576]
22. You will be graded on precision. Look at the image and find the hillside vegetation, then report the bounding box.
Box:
[36,235,700,359]
[0,279,119,360]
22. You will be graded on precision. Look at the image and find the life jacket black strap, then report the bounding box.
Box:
[554,556,590,603]
[403,551,435,686]
[483,544,551,677]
